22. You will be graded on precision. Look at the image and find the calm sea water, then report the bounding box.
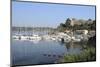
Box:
[11,31,83,66]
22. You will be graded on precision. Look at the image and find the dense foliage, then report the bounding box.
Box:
[57,18,96,32]
[59,36,96,63]
[60,47,96,63]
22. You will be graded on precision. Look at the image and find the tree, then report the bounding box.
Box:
[57,23,66,32]
[88,18,92,21]
[65,18,71,26]
[60,23,66,27]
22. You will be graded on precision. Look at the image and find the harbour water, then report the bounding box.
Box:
[11,31,84,66]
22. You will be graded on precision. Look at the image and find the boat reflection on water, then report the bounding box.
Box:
[11,31,90,66]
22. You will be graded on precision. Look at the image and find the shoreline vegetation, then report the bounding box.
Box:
[12,18,96,63]
[58,36,96,63]
[58,47,96,63]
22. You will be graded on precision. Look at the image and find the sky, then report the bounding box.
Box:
[12,1,96,28]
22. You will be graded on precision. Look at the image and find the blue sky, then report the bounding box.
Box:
[12,1,95,28]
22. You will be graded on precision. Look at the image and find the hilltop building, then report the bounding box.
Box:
[69,18,94,26]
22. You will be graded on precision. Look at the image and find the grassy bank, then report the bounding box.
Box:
[59,47,96,63]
